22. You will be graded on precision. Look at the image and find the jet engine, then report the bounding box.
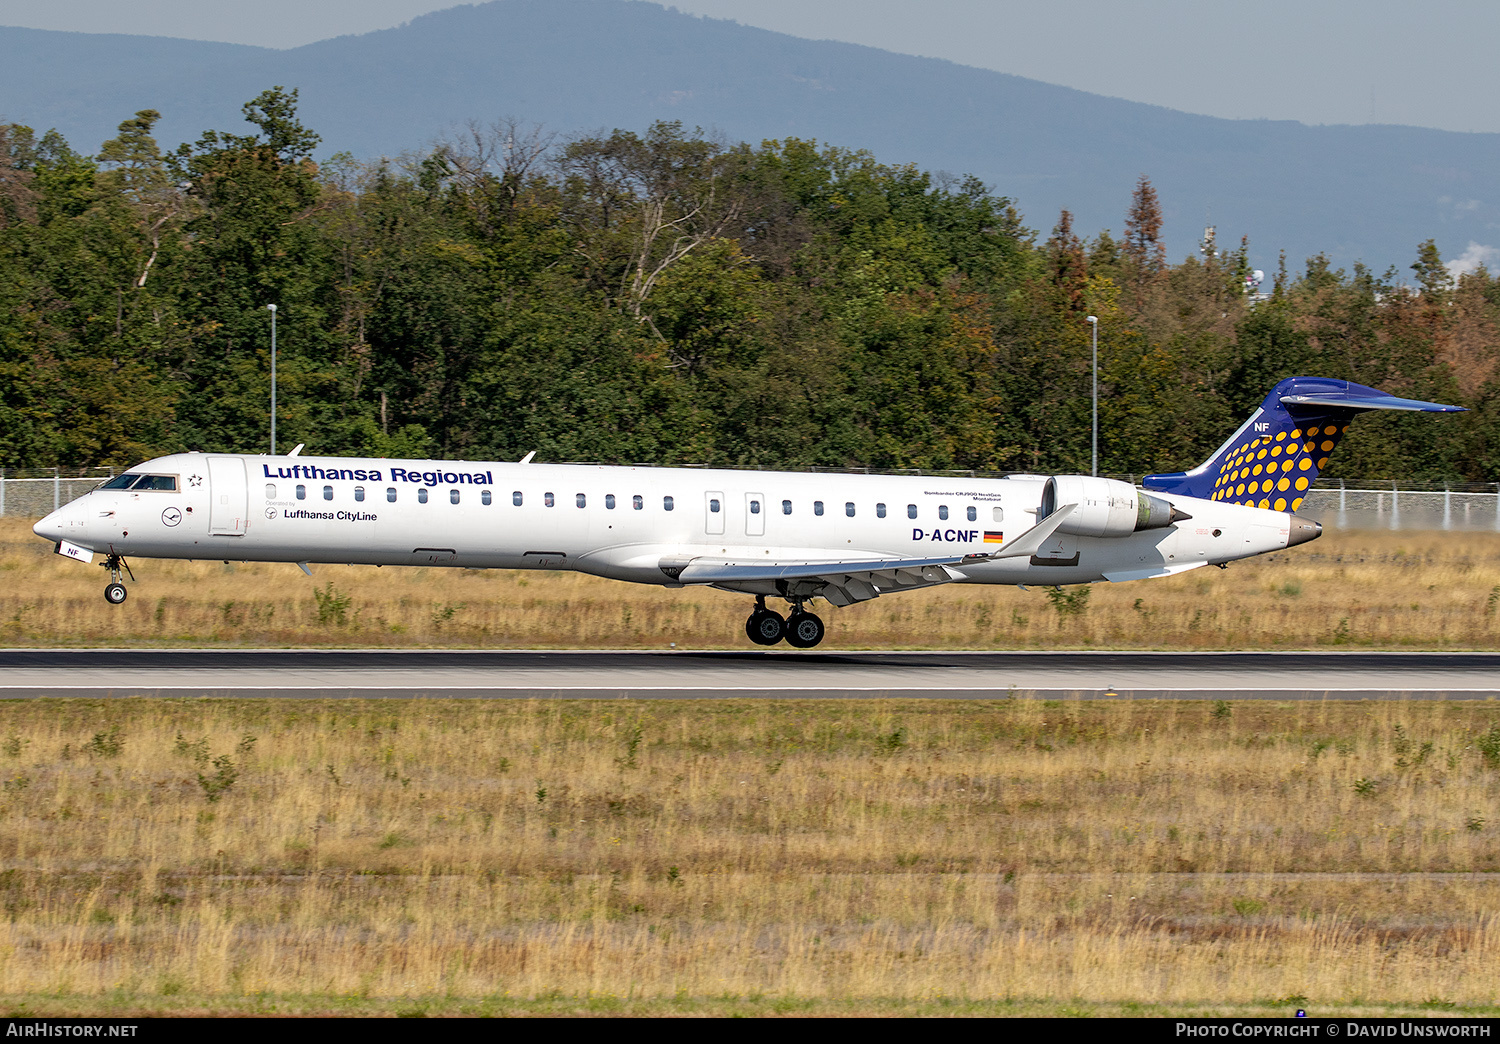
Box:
[1040,476,1190,538]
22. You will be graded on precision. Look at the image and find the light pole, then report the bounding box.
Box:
[267,304,277,455]
[1086,315,1098,476]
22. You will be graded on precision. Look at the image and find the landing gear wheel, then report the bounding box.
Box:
[785,611,825,649]
[104,582,127,605]
[746,609,786,646]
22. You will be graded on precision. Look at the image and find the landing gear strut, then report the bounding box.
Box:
[744,595,825,648]
[101,554,134,605]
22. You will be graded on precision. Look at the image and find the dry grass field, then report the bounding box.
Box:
[4,517,1500,1015]
[3,517,1500,649]
[0,696,1498,1016]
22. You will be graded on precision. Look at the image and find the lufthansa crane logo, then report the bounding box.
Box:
[265,507,277,519]
[161,507,182,527]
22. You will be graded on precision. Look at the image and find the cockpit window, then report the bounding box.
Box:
[117,474,178,491]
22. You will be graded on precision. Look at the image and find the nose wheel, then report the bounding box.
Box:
[744,597,825,648]
[100,554,134,605]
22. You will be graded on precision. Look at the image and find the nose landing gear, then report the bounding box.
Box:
[744,596,825,648]
[101,554,134,604]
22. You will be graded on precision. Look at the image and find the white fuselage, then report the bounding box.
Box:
[34,452,1303,593]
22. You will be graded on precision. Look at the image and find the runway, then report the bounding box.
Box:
[0,649,1497,699]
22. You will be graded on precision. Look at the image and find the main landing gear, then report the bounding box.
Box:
[102,554,134,604]
[745,595,826,649]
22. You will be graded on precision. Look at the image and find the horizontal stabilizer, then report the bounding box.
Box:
[1281,390,1464,413]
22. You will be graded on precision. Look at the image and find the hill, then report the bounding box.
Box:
[2,0,1498,271]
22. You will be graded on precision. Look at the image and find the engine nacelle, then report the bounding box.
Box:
[1040,476,1188,538]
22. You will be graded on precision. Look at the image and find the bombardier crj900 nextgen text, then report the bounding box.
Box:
[33,378,1462,648]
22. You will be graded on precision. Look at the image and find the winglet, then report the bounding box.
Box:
[519,451,536,464]
[987,504,1077,560]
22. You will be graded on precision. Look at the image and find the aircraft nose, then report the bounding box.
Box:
[33,500,86,544]
[33,511,64,542]
[1285,513,1322,548]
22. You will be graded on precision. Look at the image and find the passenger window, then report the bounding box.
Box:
[606,494,616,509]
[967,506,977,521]
[907,504,917,519]
[265,484,277,498]
[750,499,760,514]
[938,505,948,520]
[387,487,397,502]
[576,493,586,508]
[633,495,643,510]
[782,500,792,515]
[513,491,523,506]
[323,485,333,501]
[545,492,555,507]
[451,489,461,504]
[992,506,1003,522]
[296,485,306,500]
[814,501,824,516]
[354,486,365,502]
[877,503,886,518]
[664,496,674,511]
[418,488,429,504]
[845,502,855,517]
[482,490,492,506]
[710,498,721,513]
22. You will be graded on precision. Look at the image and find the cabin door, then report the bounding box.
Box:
[206,456,248,536]
[745,492,765,537]
[705,491,725,535]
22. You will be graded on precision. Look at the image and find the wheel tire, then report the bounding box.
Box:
[747,610,785,646]
[104,582,128,605]
[785,611,825,649]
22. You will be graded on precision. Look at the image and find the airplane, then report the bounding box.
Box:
[31,376,1462,648]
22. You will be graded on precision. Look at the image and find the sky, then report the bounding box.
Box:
[3,0,1499,135]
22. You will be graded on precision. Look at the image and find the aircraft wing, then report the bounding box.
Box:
[664,503,1078,606]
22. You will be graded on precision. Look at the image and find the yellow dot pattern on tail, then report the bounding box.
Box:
[1207,423,1350,512]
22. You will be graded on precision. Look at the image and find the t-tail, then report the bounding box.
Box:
[1142,377,1464,510]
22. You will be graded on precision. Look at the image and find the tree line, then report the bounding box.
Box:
[1,87,1495,481]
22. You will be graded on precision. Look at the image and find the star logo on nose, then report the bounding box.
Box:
[188,474,203,487]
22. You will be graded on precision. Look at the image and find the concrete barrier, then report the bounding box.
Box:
[1299,485,1500,531]
[0,470,117,519]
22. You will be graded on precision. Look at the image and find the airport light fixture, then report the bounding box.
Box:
[1086,315,1099,476]
[267,304,277,455]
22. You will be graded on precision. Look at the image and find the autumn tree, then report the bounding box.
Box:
[1123,173,1165,309]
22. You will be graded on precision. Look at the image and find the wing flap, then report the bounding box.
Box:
[674,556,969,584]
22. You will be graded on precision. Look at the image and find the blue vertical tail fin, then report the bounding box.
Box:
[1142,377,1463,510]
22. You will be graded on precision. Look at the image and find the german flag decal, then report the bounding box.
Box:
[983,531,1004,544]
